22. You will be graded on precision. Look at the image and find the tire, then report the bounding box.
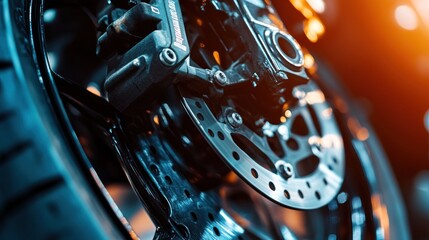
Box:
[0,1,124,239]
[0,0,411,239]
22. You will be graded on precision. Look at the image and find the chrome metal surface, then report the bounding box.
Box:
[181,81,345,209]
[271,31,304,68]
[238,0,307,78]
[35,0,410,238]
[213,70,228,86]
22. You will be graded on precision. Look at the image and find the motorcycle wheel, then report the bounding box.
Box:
[0,0,409,239]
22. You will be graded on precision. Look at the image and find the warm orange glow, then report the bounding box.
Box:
[303,52,318,74]
[306,0,325,13]
[304,17,325,42]
[282,103,290,111]
[347,117,370,141]
[412,0,429,29]
[196,18,203,26]
[129,231,139,240]
[288,0,327,42]
[280,116,287,123]
[213,51,221,65]
[290,0,314,19]
[356,127,369,141]
[153,115,159,125]
[106,184,156,239]
[282,209,307,236]
[290,0,304,11]
[225,171,239,183]
[301,8,313,19]
[304,53,315,69]
[372,194,390,240]
[395,5,418,30]
[130,210,156,239]
[86,85,101,96]
[304,90,325,104]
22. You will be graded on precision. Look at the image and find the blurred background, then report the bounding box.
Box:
[275,0,429,238]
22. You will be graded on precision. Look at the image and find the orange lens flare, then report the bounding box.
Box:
[304,17,325,43]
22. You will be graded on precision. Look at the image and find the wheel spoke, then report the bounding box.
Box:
[284,134,314,166]
[299,106,320,137]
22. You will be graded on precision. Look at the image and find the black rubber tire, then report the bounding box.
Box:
[0,0,411,239]
[0,1,123,239]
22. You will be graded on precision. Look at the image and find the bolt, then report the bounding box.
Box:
[227,111,243,128]
[251,73,260,87]
[254,118,265,127]
[132,58,141,67]
[276,161,294,180]
[309,136,322,156]
[276,71,287,80]
[213,70,228,85]
[252,73,260,81]
[159,48,177,66]
[106,56,143,85]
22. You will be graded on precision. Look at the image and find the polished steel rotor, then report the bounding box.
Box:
[181,82,345,209]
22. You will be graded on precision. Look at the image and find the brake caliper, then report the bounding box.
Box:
[97,0,191,112]
[98,0,345,210]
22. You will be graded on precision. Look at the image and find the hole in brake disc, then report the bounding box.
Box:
[267,135,285,158]
[231,133,277,173]
[291,115,309,136]
[296,155,320,177]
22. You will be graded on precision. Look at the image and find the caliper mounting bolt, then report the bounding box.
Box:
[159,48,177,67]
[276,71,287,80]
[227,111,243,128]
[213,70,228,85]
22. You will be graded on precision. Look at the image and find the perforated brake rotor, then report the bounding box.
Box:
[180,81,345,210]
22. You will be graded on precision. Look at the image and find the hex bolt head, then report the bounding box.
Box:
[277,161,294,180]
[213,70,228,85]
[227,112,243,128]
[159,48,177,67]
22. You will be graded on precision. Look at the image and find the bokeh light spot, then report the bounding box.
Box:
[306,0,325,13]
[394,5,418,30]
